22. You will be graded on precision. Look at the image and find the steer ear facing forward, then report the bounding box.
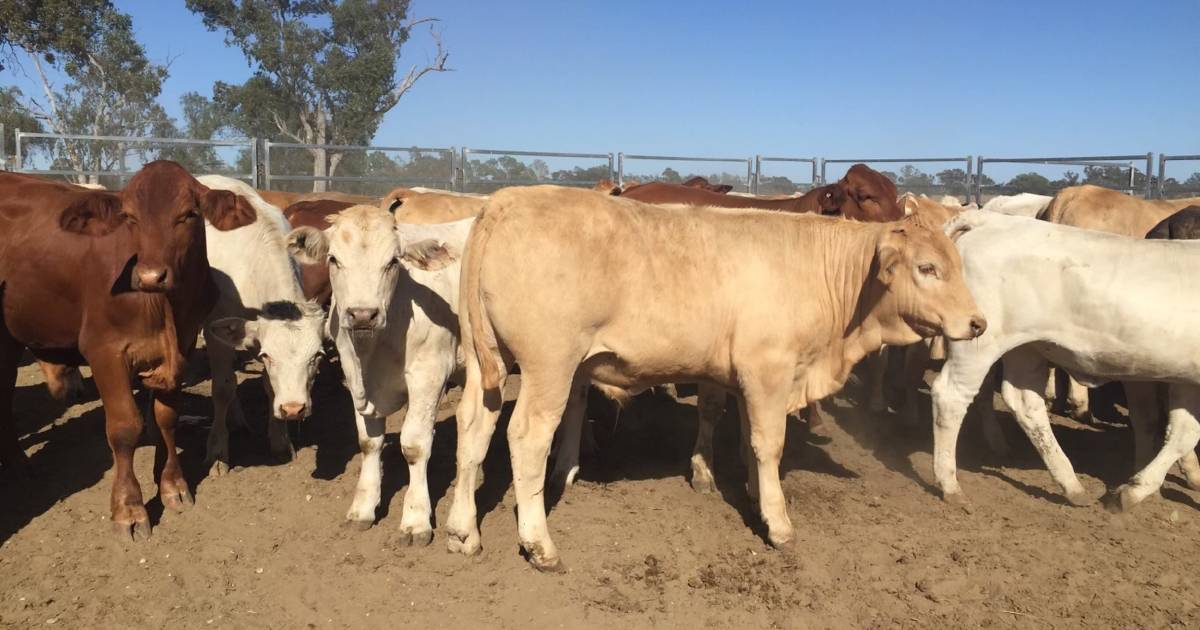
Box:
[400,239,457,271]
[286,227,330,264]
[875,227,906,285]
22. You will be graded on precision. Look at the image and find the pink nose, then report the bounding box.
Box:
[134,265,172,292]
[278,402,307,421]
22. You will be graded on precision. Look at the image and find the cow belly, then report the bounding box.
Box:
[1034,341,1200,387]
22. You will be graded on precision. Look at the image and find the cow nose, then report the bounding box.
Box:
[134,265,171,291]
[278,402,307,421]
[969,315,988,338]
[347,307,380,328]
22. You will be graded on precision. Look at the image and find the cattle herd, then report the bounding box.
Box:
[1,161,1199,573]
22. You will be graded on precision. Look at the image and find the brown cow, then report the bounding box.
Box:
[0,162,254,540]
[443,186,984,570]
[1147,205,1200,239]
[257,189,378,212]
[681,176,734,194]
[282,199,354,305]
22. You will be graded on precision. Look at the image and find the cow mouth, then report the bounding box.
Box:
[907,319,941,338]
[348,325,379,341]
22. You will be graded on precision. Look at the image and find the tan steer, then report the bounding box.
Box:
[444,185,986,571]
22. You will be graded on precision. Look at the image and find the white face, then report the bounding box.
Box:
[209,303,327,420]
[325,222,405,338]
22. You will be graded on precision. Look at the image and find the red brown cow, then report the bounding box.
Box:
[681,176,734,194]
[618,163,902,221]
[0,162,254,540]
[282,199,354,305]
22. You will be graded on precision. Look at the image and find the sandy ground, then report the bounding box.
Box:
[2,348,1199,630]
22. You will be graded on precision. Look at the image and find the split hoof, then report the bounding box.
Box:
[397,527,434,547]
[446,529,482,556]
[941,489,969,506]
[1105,484,1144,513]
[208,460,230,477]
[548,465,579,491]
[270,444,295,465]
[112,517,151,542]
[344,517,375,531]
[689,471,716,494]
[1064,489,1094,507]
[767,530,795,549]
[522,543,565,573]
[161,488,194,513]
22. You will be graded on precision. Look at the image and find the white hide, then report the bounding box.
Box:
[979,193,1052,218]
[931,211,1200,509]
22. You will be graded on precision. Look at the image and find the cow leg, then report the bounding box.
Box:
[0,333,29,475]
[740,381,792,548]
[1176,450,1200,491]
[1125,381,1160,474]
[205,339,238,475]
[396,366,450,546]
[508,369,576,572]
[152,389,193,512]
[548,377,588,490]
[1114,385,1200,510]
[445,358,506,557]
[865,347,888,414]
[1044,367,1057,404]
[690,383,725,494]
[804,399,829,432]
[345,407,387,529]
[930,346,998,502]
[90,353,151,540]
[1065,375,1091,423]
[1000,350,1090,505]
[739,399,758,501]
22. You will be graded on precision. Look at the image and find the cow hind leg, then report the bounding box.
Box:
[1000,350,1090,505]
[445,359,506,557]
[509,369,577,572]
[548,377,588,490]
[930,346,998,502]
[1114,385,1200,511]
[690,384,725,494]
[396,366,450,546]
[0,333,29,475]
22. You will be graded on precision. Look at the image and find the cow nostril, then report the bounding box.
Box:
[279,402,307,420]
[348,307,380,328]
[969,316,987,337]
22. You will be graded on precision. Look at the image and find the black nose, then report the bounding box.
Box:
[969,316,987,337]
[347,307,380,328]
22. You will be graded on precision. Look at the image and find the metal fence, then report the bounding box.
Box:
[13,130,256,186]
[460,148,613,193]
[821,156,973,201]
[618,153,754,192]
[753,156,818,195]
[975,153,1152,203]
[1157,154,1200,199]
[264,141,456,195]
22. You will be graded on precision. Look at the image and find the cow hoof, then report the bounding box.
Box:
[1064,489,1094,507]
[767,530,795,549]
[112,517,151,542]
[398,527,434,547]
[208,460,230,477]
[689,472,716,494]
[446,529,482,556]
[161,488,194,513]
[941,490,968,506]
[344,518,374,531]
[270,446,295,465]
[522,543,565,573]
[1105,484,1146,513]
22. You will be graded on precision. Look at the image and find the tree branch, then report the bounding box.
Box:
[379,23,451,113]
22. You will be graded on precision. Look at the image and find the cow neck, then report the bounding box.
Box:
[800,220,887,402]
[236,216,307,308]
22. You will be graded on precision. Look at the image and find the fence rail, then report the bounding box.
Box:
[4,129,1196,203]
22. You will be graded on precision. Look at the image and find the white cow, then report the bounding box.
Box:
[979,192,1052,218]
[931,210,1200,510]
[287,205,472,543]
[195,175,327,474]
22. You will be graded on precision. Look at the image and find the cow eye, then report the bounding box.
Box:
[918,263,939,278]
[178,209,201,224]
[385,257,400,271]
[328,255,341,268]
[120,211,138,225]
[258,352,271,363]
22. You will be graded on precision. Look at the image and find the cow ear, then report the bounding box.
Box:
[401,238,456,271]
[286,226,329,264]
[208,317,258,350]
[201,188,256,231]
[58,193,124,236]
[876,229,907,285]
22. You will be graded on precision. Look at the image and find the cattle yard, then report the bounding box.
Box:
[2,352,1199,628]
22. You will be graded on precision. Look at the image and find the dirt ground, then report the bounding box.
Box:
[2,348,1199,630]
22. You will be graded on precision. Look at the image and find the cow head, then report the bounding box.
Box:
[836,164,903,222]
[208,301,327,421]
[870,219,986,345]
[58,161,255,292]
[286,205,458,341]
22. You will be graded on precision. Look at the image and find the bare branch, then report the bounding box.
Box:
[379,24,451,113]
[269,109,306,144]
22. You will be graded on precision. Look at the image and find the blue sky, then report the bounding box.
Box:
[9,0,1200,170]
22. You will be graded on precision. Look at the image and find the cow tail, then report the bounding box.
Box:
[464,204,503,392]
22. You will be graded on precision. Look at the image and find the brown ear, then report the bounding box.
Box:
[202,189,256,231]
[58,193,124,236]
[401,238,457,271]
[712,184,733,194]
[876,228,907,285]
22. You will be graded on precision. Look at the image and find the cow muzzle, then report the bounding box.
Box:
[132,264,174,292]
[944,314,988,341]
[277,402,308,421]
[345,307,382,332]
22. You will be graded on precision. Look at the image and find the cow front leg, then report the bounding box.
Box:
[690,384,725,493]
[1000,350,1090,505]
[930,347,997,502]
[345,408,386,529]
[396,368,448,546]
[90,353,151,540]
[152,389,193,512]
[0,333,29,475]
[1114,385,1200,510]
[549,378,588,490]
[740,381,792,548]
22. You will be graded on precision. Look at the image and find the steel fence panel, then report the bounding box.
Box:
[754,156,819,195]
[263,141,456,194]
[820,156,973,202]
[618,153,753,192]
[1157,154,1200,199]
[976,153,1152,203]
[460,148,613,194]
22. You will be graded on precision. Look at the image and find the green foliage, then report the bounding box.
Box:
[0,87,41,158]
[0,0,112,69]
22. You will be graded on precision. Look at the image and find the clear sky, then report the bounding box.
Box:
[16,0,1200,164]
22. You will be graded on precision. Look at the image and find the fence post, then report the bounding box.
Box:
[819,159,827,185]
[964,156,973,205]
[617,152,625,187]
[753,155,761,194]
[0,123,5,170]
[607,153,615,183]
[1157,153,1167,199]
[118,141,127,187]
[975,157,985,204]
[13,129,21,172]
[448,147,458,192]
[745,158,753,193]
[460,147,470,192]
[1144,152,1153,198]
[250,138,261,188]
[263,140,272,190]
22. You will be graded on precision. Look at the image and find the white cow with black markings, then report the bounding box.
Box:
[195,175,327,473]
[931,210,1200,510]
[286,205,471,544]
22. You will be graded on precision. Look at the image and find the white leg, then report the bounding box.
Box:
[1066,375,1090,423]
[1044,367,1057,403]
[1116,385,1200,509]
[1000,350,1090,505]
[396,367,448,546]
[445,359,505,557]
[931,343,999,501]
[508,370,575,572]
[205,341,237,476]
[549,378,588,489]
[1177,450,1200,491]
[740,379,792,547]
[345,409,386,528]
[690,384,725,493]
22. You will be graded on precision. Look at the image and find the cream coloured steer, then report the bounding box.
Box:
[446,186,986,571]
[931,211,1200,509]
[287,205,471,544]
